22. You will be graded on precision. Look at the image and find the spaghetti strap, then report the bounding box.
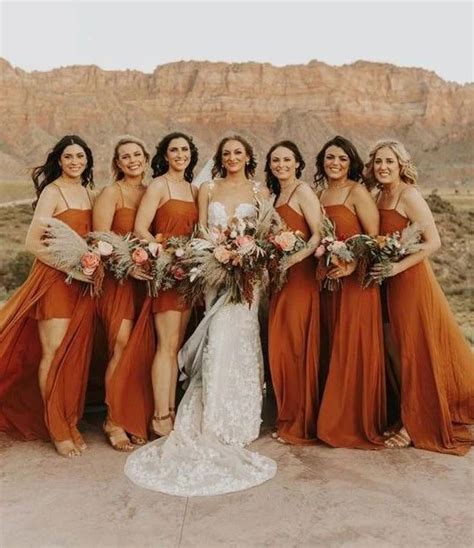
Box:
[342,185,355,205]
[116,183,125,209]
[52,183,70,209]
[375,190,382,205]
[164,177,172,200]
[394,187,407,210]
[287,183,302,204]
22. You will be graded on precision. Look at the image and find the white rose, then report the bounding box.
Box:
[97,240,114,257]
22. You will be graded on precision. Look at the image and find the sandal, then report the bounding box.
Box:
[103,420,134,452]
[384,427,412,449]
[150,413,173,438]
[129,434,147,446]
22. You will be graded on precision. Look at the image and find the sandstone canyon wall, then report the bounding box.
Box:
[0,58,472,187]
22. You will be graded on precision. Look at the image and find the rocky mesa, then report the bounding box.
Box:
[0,58,473,186]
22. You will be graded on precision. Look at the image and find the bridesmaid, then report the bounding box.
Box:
[315,135,386,449]
[366,139,473,455]
[265,141,322,445]
[0,135,96,457]
[93,136,151,451]
[134,132,199,438]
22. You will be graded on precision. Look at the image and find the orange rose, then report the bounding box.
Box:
[132,247,149,266]
[214,245,232,264]
[80,251,100,275]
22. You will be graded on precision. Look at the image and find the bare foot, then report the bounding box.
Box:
[54,439,81,458]
[384,426,412,448]
[103,420,134,452]
[70,426,87,452]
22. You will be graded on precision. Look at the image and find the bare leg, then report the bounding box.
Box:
[151,310,183,436]
[103,319,134,451]
[38,318,80,458]
[168,309,192,414]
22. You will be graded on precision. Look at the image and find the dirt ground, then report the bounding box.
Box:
[1,403,473,548]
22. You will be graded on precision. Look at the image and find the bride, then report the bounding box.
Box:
[125,135,277,496]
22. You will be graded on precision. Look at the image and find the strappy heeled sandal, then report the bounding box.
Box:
[150,413,173,438]
[103,420,134,452]
[383,427,412,449]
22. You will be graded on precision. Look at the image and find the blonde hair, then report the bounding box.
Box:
[364,139,418,189]
[111,135,150,181]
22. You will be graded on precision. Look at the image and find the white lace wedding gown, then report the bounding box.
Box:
[124,200,277,497]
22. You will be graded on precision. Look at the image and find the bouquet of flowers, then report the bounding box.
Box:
[179,199,280,306]
[42,218,109,296]
[314,215,357,290]
[89,231,192,297]
[358,223,423,287]
[266,226,307,292]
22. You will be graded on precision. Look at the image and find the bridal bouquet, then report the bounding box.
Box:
[42,218,109,296]
[179,200,280,305]
[314,215,357,290]
[357,223,423,287]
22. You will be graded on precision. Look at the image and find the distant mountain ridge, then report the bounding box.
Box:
[0,58,473,186]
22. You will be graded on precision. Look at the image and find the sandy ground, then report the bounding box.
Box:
[1,404,473,548]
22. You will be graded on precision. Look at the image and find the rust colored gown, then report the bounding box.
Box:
[317,197,386,449]
[151,185,198,314]
[268,200,320,445]
[380,208,474,455]
[0,208,95,444]
[96,189,155,439]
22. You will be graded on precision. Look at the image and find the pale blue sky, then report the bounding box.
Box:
[1,0,472,83]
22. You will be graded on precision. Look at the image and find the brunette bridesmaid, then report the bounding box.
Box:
[266,141,322,445]
[366,139,473,455]
[0,135,96,457]
[93,136,152,451]
[134,132,199,437]
[315,136,386,449]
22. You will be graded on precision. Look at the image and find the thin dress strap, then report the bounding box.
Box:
[393,187,407,210]
[164,176,173,200]
[285,183,302,205]
[86,189,93,208]
[52,183,70,209]
[116,183,125,208]
[342,184,355,205]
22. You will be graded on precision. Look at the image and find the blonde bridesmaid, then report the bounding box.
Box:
[93,136,153,450]
[266,141,322,445]
[367,139,473,455]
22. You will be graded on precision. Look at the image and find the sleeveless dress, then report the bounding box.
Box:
[268,189,320,445]
[317,188,386,448]
[0,192,95,445]
[151,180,198,314]
[124,187,277,496]
[380,207,474,455]
[95,184,153,438]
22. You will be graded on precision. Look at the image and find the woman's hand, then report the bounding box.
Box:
[327,260,357,279]
[69,271,94,283]
[129,266,153,281]
[370,261,401,282]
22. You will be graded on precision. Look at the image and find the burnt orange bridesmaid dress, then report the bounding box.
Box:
[0,202,95,446]
[317,189,386,449]
[151,181,198,314]
[96,185,155,439]
[380,207,474,455]
[268,188,320,445]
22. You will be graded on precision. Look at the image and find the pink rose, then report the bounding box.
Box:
[214,245,232,264]
[171,265,186,280]
[97,240,113,257]
[315,244,326,258]
[132,247,149,266]
[80,251,100,275]
[175,248,185,258]
[274,231,298,252]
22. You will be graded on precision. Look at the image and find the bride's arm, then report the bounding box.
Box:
[198,182,210,228]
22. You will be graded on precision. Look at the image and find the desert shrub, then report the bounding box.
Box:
[426,191,455,214]
[0,251,34,292]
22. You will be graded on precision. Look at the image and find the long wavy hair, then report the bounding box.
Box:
[313,135,364,189]
[211,135,257,179]
[31,135,94,209]
[150,132,198,182]
[111,135,150,182]
[264,140,305,199]
[364,139,418,189]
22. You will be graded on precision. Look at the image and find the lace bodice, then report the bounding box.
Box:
[208,201,256,228]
